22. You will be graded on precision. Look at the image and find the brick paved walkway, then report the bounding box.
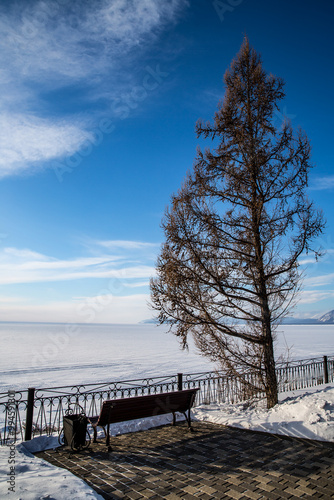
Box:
[35,422,334,499]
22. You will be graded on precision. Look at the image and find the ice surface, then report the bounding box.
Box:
[0,322,333,392]
[0,323,213,392]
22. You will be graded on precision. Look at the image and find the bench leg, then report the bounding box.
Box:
[172,411,193,430]
[106,408,112,452]
[182,409,193,430]
[106,423,111,449]
[92,425,109,445]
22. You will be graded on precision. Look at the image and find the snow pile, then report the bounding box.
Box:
[0,385,333,499]
[192,384,334,443]
[0,441,103,499]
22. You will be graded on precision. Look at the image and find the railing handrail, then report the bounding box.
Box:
[276,354,334,367]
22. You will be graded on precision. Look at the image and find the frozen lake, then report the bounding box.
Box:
[0,322,333,392]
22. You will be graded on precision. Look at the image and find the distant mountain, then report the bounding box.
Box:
[275,310,334,325]
[318,310,334,324]
[281,317,319,325]
[139,318,159,324]
[141,310,334,326]
[272,309,334,325]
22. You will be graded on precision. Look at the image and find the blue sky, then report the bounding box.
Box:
[0,0,333,324]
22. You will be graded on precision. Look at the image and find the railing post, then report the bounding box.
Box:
[177,373,183,391]
[323,356,329,384]
[25,388,35,441]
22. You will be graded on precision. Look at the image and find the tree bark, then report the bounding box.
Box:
[263,326,278,408]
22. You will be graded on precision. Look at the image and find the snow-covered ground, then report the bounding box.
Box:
[1,384,333,499]
[193,383,334,443]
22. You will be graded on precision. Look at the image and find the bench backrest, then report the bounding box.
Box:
[97,388,199,426]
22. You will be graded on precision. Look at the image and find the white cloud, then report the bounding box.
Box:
[0,0,186,84]
[0,295,29,304]
[97,240,159,250]
[298,289,334,304]
[0,113,93,177]
[309,175,334,190]
[304,273,334,288]
[0,293,151,324]
[72,293,151,324]
[0,246,155,285]
[0,239,158,322]
[299,257,317,266]
[0,0,188,177]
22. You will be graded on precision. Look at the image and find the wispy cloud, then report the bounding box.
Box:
[304,273,334,288]
[0,293,151,324]
[298,289,334,304]
[299,248,334,267]
[0,113,93,177]
[0,239,156,322]
[97,240,159,250]
[299,257,318,266]
[0,244,156,285]
[0,0,186,84]
[0,0,188,177]
[309,175,334,190]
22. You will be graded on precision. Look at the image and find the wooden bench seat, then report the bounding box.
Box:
[88,388,199,450]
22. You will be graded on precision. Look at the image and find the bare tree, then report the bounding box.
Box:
[150,38,325,408]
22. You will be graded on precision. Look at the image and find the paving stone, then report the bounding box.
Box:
[242,490,262,500]
[227,475,243,486]
[126,492,143,500]
[110,489,126,499]
[261,492,283,500]
[258,482,276,492]
[313,485,334,497]
[196,493,212,500]
[183,486,199,495]
[225,488,245,499]
[35,421,334,500]
[213,482,232,494]
[178,493,198,500]
[142,490,158,498]
[295,484,318,496]
[283,486,306,498]
[198,484,217,495]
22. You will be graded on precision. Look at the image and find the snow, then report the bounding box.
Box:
[0,440,103,499]
[1,384,333,499]
[193,383,334,443]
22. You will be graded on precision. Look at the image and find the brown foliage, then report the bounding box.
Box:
[150,38,325,408]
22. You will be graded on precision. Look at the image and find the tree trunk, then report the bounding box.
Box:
[263,329,278,408]
[251,188,278,408]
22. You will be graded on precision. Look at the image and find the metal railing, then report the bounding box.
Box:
[1,355,333,445]
[276,355,333,392]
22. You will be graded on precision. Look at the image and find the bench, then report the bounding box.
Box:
[88,388,199,450]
